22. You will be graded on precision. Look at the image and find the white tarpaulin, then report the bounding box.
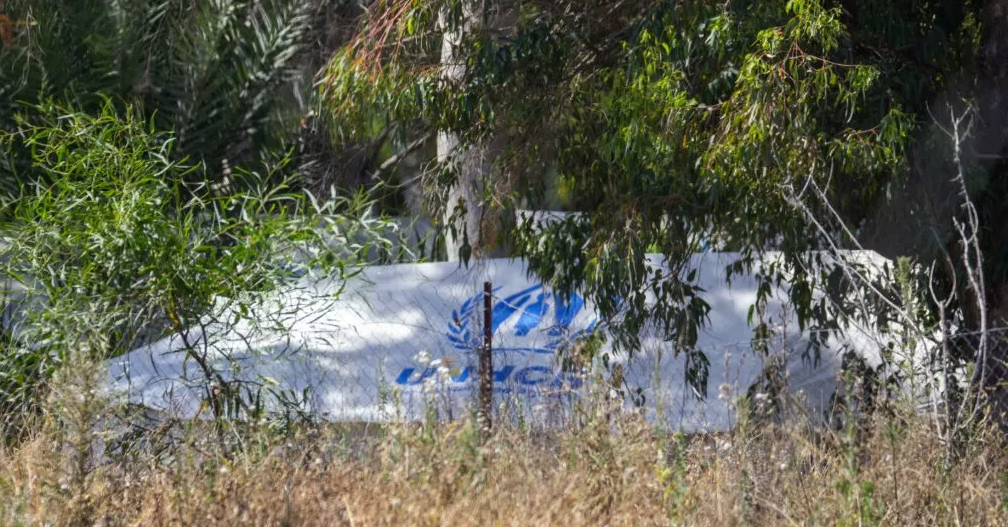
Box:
[108,252,896,432]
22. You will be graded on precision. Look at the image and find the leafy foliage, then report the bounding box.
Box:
[0,102,390,437]
[321,0,980,394]
[0,0,325,199]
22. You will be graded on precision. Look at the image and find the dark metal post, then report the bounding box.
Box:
[479,281,493,437]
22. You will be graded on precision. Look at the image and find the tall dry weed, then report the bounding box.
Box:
[2,396,1008,526]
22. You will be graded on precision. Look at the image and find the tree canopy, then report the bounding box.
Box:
[321,0,1003,389]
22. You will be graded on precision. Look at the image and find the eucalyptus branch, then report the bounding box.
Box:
[370,131,433,181]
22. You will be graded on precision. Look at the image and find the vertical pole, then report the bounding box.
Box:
[479,281,493,437]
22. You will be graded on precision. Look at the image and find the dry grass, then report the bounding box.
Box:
[3,401,1008,527]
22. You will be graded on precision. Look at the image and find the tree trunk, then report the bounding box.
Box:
[859,0,1008,425]
[971,0,1008,422]
[438,1,487,262]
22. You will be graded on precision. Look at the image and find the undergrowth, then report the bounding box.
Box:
[2,397,1007,526]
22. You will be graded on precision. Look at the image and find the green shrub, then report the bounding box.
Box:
[0,101,390,439]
